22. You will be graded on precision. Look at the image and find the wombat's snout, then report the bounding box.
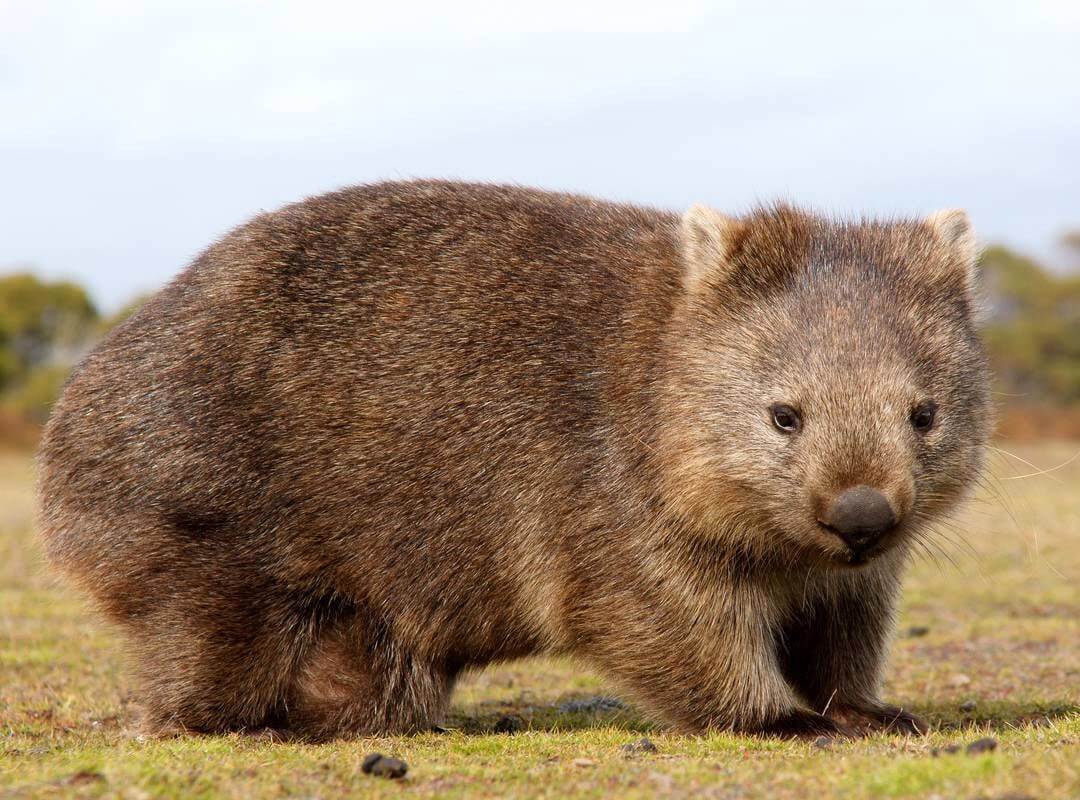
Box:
[819,485,898,556]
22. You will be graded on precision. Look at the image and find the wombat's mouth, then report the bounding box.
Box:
[815,521,897,568]
[842,548,878,567]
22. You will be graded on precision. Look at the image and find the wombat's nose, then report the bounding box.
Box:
[823,485,897,552]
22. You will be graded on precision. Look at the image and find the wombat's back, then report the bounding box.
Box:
[38,179,676,634]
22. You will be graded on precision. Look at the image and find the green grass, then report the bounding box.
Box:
[2,443,1077,798]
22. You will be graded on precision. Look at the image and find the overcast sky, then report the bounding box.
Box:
[2,0,1079,309]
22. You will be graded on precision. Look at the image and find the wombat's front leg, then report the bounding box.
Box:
[575,579,848,737]
[780,568,927,736]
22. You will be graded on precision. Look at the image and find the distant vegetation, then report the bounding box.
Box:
[0,273,142,442]
[1,240,1078,443]
[984,245,1080,421]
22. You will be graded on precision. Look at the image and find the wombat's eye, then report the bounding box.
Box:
[911,401,937,432]
[770,404,801,433]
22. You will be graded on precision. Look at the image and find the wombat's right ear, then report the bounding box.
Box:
[679,204,746,291]
[925,209,979,295]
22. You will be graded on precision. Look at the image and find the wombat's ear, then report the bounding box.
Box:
[680,204,746,291]
[925,209,978,293]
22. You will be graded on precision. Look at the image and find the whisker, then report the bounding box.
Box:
[999,448,1080,481]
[987,444,1046,471]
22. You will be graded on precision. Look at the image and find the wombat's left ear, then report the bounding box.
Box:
[925,209,978,293]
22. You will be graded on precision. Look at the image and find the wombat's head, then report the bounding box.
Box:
[660,204,992,569]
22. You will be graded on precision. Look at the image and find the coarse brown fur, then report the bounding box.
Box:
[37,180,992,740]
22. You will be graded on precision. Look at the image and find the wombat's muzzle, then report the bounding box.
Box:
[819,485,898,557]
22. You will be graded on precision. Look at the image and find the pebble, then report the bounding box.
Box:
[931,744,961,756]
[494,714,524,734]
[966,737,998,755]
[66,771,105,786]
[620,737,658,756]
[361,753,408,779]
[813,736,833,749]
[959,699,977,712]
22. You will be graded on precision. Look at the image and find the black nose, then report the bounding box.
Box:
[823,485,897,552]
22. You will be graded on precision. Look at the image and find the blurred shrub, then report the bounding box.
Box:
[0,272,102,433]
[3,363,72,425]
[0,272,98,388]
[981,246,1080,407]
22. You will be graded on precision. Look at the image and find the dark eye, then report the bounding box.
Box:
[770,404,801,433]
[911,401,937,433]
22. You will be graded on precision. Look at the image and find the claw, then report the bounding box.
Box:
[827,703,928,736]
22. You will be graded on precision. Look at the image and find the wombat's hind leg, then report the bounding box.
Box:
[285,615,453,741]
[130,586,317,738]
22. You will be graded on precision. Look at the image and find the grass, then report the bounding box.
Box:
[1,443,1078,799]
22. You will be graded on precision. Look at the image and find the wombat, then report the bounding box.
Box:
[38,180,991,739]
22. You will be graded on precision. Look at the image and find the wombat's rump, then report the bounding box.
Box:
[38,181,991,739]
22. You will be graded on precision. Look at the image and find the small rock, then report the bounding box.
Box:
[947,673,971,688]
[494,714,524,734]
[558,696,627,714]
[906,625,931,637]
[959,699,977,713]
[930,744,961,756]
[813,736,833,749]
[966,736,998,755]
[620,737,658,756]
[361,753,408,779]
[572,757,597,768]
[67,771,106,786]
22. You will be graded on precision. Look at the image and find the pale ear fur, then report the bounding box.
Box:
[679,204,744,291]
[926,208,979,292]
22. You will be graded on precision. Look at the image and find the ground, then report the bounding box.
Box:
[1,443,1077,799]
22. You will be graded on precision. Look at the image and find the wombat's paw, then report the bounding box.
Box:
[828,703,928,736]
[870,705,928,735]
[134,721,188,740]
[131,709,189,740]
[756,709,855,739]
